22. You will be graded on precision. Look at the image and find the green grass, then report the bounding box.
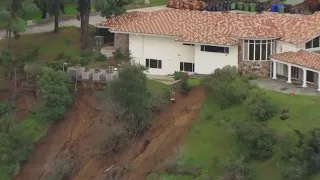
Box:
[152,89,320,180]
[0,26,96,65]
[147,79,170,93]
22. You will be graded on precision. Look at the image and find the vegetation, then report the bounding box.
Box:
[204,66,251,109]
[147,66,320,180]
[0,67,73,179]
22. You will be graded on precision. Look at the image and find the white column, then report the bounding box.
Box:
[302,68,307,88]
[317,72,320,92]
[287,64,292,83]
[272,61,277,79]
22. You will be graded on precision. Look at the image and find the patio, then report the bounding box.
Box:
[251,78,320,96]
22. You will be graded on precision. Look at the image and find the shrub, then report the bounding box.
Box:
[94,52,108,62]
[235,122,276,159]
[205,66,251,109]
[279,128,320,179]
[100,65,152,133]
[224,155,256,180]
[180,73,191,94]
[113,48,130,62]
[18,46,40,65]
[173,71,184,80]
[245,90,278,122]
[36,68,73,122]
[79,57,90,66]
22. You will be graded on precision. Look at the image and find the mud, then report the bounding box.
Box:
[14,86,206,180]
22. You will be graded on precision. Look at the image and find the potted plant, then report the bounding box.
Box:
[249,0,257,12]
[231,0,237,10]
[237,0,244,10]
[243,1,249,11]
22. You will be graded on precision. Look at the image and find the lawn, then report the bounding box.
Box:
[147,88,320,180]
[147,79,170,93]
[0,26,98,68]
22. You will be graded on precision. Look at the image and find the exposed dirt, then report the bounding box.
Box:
[14,86,206,180]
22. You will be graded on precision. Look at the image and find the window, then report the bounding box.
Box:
[180,62,195,72]
[243,39,276,61]
[291,66,299,79]
[307,70,315,83]
[146,59,162,69]
[201,45,229,53]
[306,36,320,49]
[183,43,195,46]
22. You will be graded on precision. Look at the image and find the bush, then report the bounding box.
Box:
[36,68,73,122]
[101,65,152,133]
[180,73,191,94]
[173,71,184,80]
[224,155,256,180]
[280,128,320,179]
[235,122,276,159]
[94,52,108,62]
[245,90,278,122]
[205,66,251,109]
[79,57,90,66]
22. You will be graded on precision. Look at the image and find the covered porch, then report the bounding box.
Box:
[270,50,320,92]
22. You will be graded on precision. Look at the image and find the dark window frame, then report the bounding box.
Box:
[183,43,195,46]
[200,45,229,54]
[180,62,195,72]
[306,36,320,49]
[145,59,162,69]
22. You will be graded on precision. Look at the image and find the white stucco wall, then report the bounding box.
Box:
[194,45,238,74]
[129,34,238,75]
[129,34,195,75]
[276,41,304,53]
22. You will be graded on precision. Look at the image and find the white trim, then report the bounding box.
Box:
[243,39,276,61]
[270,58,320,73]
[302,68,307,88]
[305,47,320,52]
[287,64,292,83]
[239,37,279,40]
[272,61,277,79]
[96,25,111,29]
[317,72,320,92]
[179,41,237,47]
[109,30,175,38]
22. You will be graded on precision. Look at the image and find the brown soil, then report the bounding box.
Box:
[14,86,206,180]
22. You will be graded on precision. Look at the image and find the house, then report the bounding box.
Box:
[97,9,320,91]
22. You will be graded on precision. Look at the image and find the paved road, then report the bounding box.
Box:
[0,5,167,40]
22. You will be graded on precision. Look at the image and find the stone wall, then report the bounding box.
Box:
[237,40,271,78]
[114,33,129,52]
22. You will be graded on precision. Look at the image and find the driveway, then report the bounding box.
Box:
[0,5,167,39]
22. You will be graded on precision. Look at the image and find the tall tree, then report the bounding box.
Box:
[92,0,131,18]
[78,0,91,49]
[0,0,25,50]
[53,0,60,33]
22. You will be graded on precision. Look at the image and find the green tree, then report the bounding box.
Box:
[78,0,91,49]
[0,0,26,50]
[36,67,73,122]
[100,65,152,132]
[92,0,131,17]
[0,100,15,133]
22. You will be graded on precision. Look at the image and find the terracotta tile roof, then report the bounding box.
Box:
[102,9,320,45]
[272,50,320,71]
[96,11,147,28]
